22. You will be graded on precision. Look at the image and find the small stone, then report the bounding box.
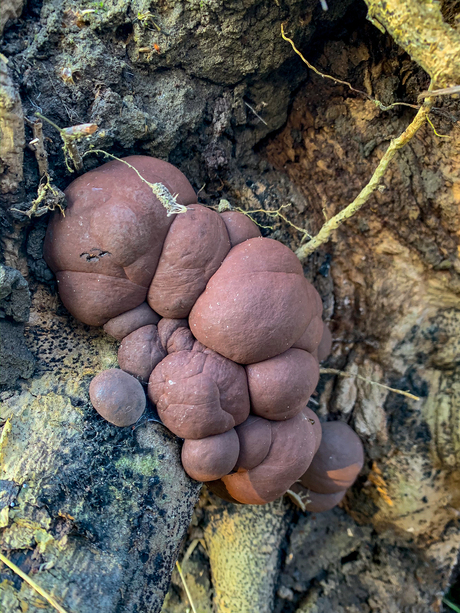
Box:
[277,586,294,601]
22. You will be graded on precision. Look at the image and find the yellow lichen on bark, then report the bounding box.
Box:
[204,502,289,613]
[364,0,460,87]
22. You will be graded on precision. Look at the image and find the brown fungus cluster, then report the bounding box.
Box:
[44,155,363,509]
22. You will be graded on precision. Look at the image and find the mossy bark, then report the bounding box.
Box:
[204,501,290,613]
[0,288,201,613]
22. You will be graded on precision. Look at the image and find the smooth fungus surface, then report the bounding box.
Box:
[45,155,362,510]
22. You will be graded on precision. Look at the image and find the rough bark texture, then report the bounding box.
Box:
[0,56,24,195]
[0,286,201,612]
[161,12,460,613]
[203,500,290,613]
[1,0,460,612]
[364,0,460,86]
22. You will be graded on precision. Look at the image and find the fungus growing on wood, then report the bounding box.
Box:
[299,421,364,494]
[148,348,250,439]
[219,210,262,247]
[89,368,146,427]
[103,303,160,341]
[188,237,316,364]
[43,155,196,326]
[44,155,363,509]
[117,324,166,383]
[181,429,240,482]
[207,409,317,504]
[246,348,320,421]
[148,204,230,318]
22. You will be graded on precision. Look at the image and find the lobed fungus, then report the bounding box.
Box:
[289,421,364,513]
[44,155,363,511]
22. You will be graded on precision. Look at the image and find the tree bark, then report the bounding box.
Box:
[0,289,201,612]
[364,0,460,86]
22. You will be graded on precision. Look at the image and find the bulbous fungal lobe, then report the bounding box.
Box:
[211,409,318,505]
[189,237,316,364]
[219,210,262,247]
[148,204,231,318]
[293,316,324,354]
[246,348,319,421]
[103,303,160,341]
[157,318,196,353]
[299,421,364,494]
[233,415,272,471]
[148,348,250,439]
[43,156,196,326]
[181,429,240,482]
[303,406,322,454]
[117,324,166,383]
[44,155,358,508]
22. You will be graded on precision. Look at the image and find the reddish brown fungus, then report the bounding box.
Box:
[299,421,364,494]
[44,156,363,509]
[89,368,146,427]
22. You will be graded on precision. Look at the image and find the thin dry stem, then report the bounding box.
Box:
[418,85,460,102]
[280,24,418,111]
[25,116,49,177]
[175,560,197,613]
[320,368,420,401]
[0,552,69,613]
[296,97,434,260]
[83,150,188,216]
[215,199,312,239]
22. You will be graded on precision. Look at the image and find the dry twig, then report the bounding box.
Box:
[320,368,420,401]
[364,0,460,87]
[83,150,188,216]
[280,24,418,112]
[175,560,197,613]
[0,552,69,613]
[295,97,434,260]
[279,24,441,260]
[25,116,49,177]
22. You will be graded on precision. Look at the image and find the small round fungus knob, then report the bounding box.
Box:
[220,210,261,247]
[299,421,364,494]
[89,368,146,427]
[181,429,240,481]
[246,349,319,421]
[103,303,160,341]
